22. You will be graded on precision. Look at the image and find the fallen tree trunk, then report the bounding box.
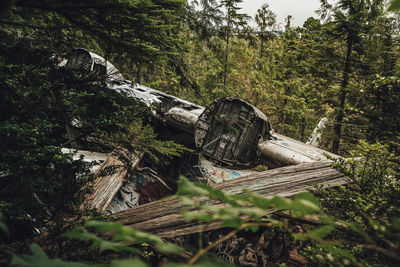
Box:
[111,161,345,238]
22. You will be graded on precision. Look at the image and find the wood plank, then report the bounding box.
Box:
[88,150,142,212]
[111,161,345,238]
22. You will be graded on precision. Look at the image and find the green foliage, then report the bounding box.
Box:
[11,243,88,267]
[301,244,354,266]
[312,141,400,265]
[318,141,400,223]
[62,221,183,255]
[389,0,400,11]
[110,258,149,267]
[2,0,400,266]
[103,120,189,165]
[176,146,400,265]
[7,178,338,266]
[177,176,321,230]
[186,0,223,42]
[361,75,400,143]
[0,0,187,239]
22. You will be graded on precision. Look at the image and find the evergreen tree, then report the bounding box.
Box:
[187,0,223,42]
[0,0,186,239]
[220,0,250,89]
[318,0,386,153]
[255,3,277,58]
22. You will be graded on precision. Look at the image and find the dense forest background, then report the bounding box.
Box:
[0,0,399,266]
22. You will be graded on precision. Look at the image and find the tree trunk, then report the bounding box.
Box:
[332,35,353,154]
[223,30,230,89]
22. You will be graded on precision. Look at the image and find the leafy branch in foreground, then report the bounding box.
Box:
[10,142,400,266]
[62,221,183,256]
[176,165,400,265]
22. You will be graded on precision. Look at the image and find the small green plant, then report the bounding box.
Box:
[312,140,400,265]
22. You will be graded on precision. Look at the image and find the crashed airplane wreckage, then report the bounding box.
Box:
[62,49,344,232]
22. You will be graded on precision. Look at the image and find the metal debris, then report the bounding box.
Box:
[63,49,340,214]
[106,169,172,214]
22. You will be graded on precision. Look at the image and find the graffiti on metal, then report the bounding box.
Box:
[106,170,172,214]
[199,158,258,184]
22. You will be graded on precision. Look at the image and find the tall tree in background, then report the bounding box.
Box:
[220,0,250,89]
[187,0,223,42]
[359,14,400,144]
[255,3,277,58]
[318,0,386,154]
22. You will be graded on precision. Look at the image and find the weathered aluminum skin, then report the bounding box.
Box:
[306,117,328,146]
[61,148,107,172]
[65,48,337,169]
[259,133,337,167]
[118,83,205,133]
[66,48,124,84]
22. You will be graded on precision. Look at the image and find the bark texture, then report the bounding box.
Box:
[112,161,345,237]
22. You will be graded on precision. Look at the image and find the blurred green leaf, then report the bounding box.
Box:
[391,217,400,231]
[98,240,135,253]
[342,221,373,243]
[219,215,243,228]
[244,225,260,232]
[241,190,272,209]
[181,210,213,222]
[272,196,292,210]
[156,242,184,254]
[292,192,320,216]
[11,243,89,267]
[307,224,337,239]
[388,0,400,11]
[318,242,353,260]
[110,258,149,267]
[85,221,123,233]
[177,176,210,197]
